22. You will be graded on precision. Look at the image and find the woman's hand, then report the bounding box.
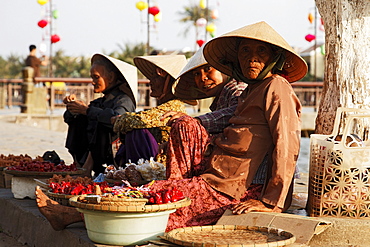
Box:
[111,115,121,125]
[66,100,88,115]
[63,94,77,104]
[231,199,281,215]
[161,111,188,126]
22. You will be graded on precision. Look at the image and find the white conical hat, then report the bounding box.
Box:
[91,53,138,106]
[173,45,210,100]
[133,55,187,80]
[203,21,308,83]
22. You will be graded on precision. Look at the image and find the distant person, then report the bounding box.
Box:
[25,44,48,80]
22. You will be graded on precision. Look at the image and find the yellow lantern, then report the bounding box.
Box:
[199,0,206,9]
[154,12,162,22]
[308,13,314,24]
[136,1,148,11]
[37,0,48,5]
[206,23,216,33]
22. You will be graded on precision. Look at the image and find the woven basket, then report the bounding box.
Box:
[4,168,85,177]
[69,196,191,213]
[163,225,296,247]
[47,190,76,206]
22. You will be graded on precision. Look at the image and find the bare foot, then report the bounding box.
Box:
[35,186,83,231]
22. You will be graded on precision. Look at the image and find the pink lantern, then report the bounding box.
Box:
[148,6,160,16]
[196,18,207,27]
[51,34,60,43]
[305,34,316,42]
[196,39,205,47]
[37,19,48,28]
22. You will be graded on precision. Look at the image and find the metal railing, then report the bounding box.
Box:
[0,78,323,111]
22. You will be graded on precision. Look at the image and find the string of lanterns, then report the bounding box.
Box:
[36,0,60,45]
[196,0,218,47]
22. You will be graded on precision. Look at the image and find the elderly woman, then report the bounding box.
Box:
[148,21,307,230]
[112,55,192,165]
[63,53,137,177]
[161,46,252,180]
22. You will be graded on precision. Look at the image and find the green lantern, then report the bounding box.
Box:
[53,10,59,19]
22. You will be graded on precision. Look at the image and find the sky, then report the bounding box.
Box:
[0,0,321,59]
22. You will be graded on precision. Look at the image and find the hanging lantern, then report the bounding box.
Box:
[199,0,206,9]
[197,40,205,47]
[211,9,219,19]
[308,13,314,24]
[319,25,325,32]
[196,18,207,27]
[206,23,216,33]
[320,18,324,25]
[37,0,48,5]
[136,1,148,11]
[37,19,48,28]
[51,34,61,44]
[52,10,59,19]
[154,12,162,22]
[320,44,325,55]
[305,34,316,42]
[148,6,160,16]
[210,32,215,38]
[39,42,47,54]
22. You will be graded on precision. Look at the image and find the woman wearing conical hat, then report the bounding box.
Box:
[147,21,307,231]
[63,53,137,177]
[112,55,192,166]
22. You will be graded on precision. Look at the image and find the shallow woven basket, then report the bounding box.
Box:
[163,225,296,247]
[69,196,191,213]
[4,167,85,177]
[47,190,75,206]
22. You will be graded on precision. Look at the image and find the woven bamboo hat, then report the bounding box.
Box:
[173,46,210,100]
[133,55,187,81]
[203,21,308,83]
[91,53,138,106]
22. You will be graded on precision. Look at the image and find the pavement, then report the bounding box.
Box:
[2,107,370,246]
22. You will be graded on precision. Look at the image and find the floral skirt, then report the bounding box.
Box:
[151,178,262,232]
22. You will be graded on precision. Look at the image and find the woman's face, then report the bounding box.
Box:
[90,64,111,93]
[192,64,228,97]
[149,68,167,98]
[237,39,274,80]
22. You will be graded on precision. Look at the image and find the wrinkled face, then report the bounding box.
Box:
[237,39,274,80]
[192,64,228,97]
[149,68,167,98]
[90,64,111,93]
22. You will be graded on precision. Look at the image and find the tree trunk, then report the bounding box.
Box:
[315,0,370,134]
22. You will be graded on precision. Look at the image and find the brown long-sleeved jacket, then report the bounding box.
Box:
[201,75,301,209]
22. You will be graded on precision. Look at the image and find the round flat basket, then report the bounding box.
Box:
[104,177,149,186]
[69,196,191,213]
[163,225,296,247]
[3,167,85,177]
[47,190,75,206]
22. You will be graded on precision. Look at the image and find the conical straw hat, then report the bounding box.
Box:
[173,46,210,100]
[203,21,308,83]
[91,53,138,106]
[134,55,187,81]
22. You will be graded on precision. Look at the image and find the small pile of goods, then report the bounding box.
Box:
[6,160,78,172]
[104,158,166,185]
[0,154,33,169]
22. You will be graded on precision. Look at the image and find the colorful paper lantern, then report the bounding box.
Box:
[52,10,59,19]
[320,44,325,55]
[305,34,316,42]
[39,42,47,53]
[211,9,219,19]
[206,23,216,33]
[136,1,148,11]
[308,13,314,24]
[197,40,205,47]
[37,19,48,28]
[51,34,60,44]
[199,0,206,9]
[196,18,207,27]
[154,12,162,22]
[148,6,160,16]
[37,0,48,5]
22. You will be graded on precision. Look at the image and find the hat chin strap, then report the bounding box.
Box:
[232,51,285,84]
[158,74,172,101]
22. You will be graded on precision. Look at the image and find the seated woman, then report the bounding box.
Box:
[112,54,193,166]
[35,21,307,233]
[161,45,253,180]
[63,53,137,177]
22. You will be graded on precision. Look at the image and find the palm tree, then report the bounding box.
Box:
[178,4,213,50]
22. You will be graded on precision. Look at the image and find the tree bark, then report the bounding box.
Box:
[315,0,370,134]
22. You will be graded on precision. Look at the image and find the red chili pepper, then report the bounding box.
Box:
[154,192,163,204]
[162,189,172,204]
